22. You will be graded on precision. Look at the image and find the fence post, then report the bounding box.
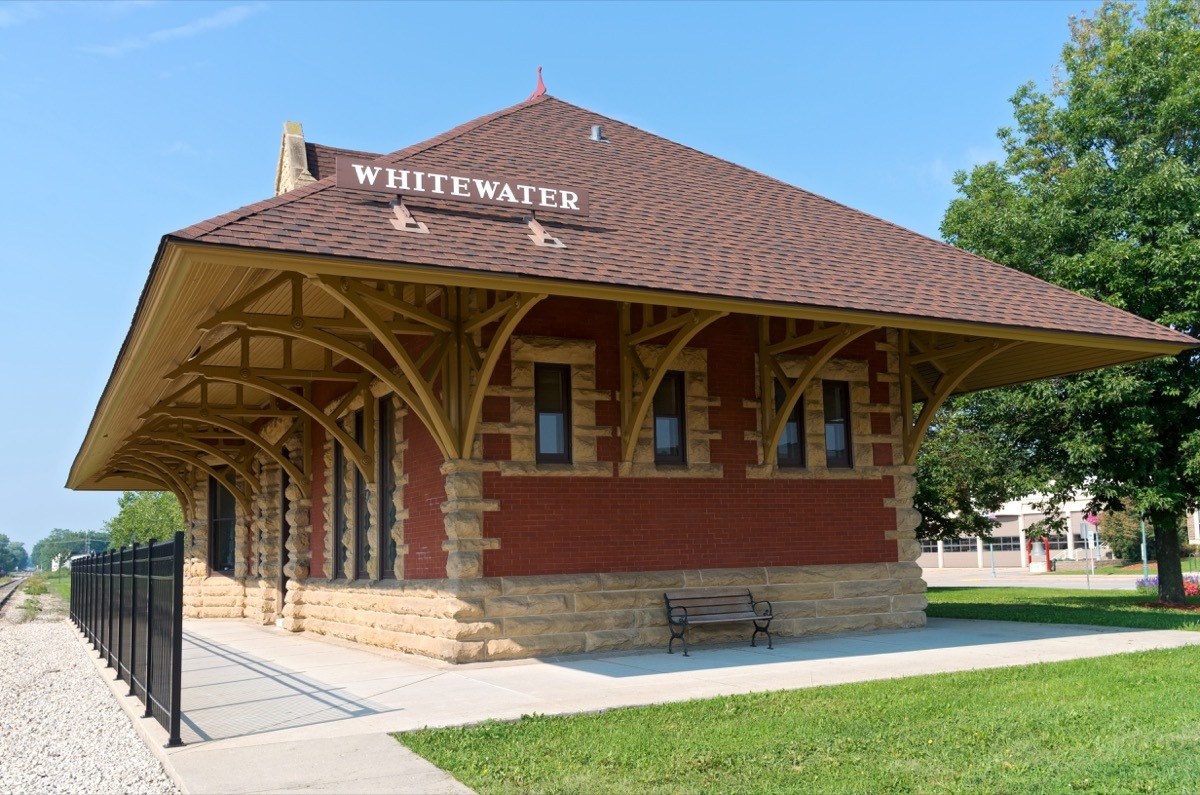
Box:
[104,549,113,667]
[127,542,138,697]
[143,538,155,720]
[166,531,184,747]
[116,547,126,684]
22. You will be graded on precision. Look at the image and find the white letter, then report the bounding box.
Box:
[516,184,535,204]
[352,164,382,186]
[451,176,470,197]
[539,187,557,207]
[497,184,518,203]
[430,173,447,194]
[385,169,410,190]
[474,179,500,199]
[412,171,425,191]
[559,191,579,211]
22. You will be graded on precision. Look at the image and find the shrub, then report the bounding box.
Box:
[1136,575,1199,597]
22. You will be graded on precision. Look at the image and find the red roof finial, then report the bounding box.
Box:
[527,66,547,101]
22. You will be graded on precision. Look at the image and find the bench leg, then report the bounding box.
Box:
[752,620,773,650]
[668,623,689,656]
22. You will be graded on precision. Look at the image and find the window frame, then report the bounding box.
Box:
[774,381,806,468]
[377,397,397,579]
[823,380,853,468]
[207,475,237,573]
[331,430,347,579]
[352,409,370,580]
[653,370,687,465]
[534,363,573,464]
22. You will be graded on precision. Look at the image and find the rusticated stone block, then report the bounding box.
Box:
[770,600,818,619]
[816,596,893,617]
[598,570,687,591]
[895,507,922,534]
[585,628,665,653]
[887,562,923,580]
[697,567,768,586]
[756,582,836,602]
[767,563,890,584]
[500,573,603,595]
[891,594,929,613]
[486,633,588,660]
[574,589,664,613]
[484,593,573,617]
[900,578,928,595]
[799,613,891,635]
[896,539,923,562]
[834,579,902,599]
[503,610,626,636]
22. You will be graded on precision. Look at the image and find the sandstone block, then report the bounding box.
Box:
[887,562,923,580]
[446,550,483,579]
[896,539,922,562]
[767,563,890,584]
[895,507,922,533]
[770,600,818,619]
[816,596,893,617]
[891,594,929,613]
[697,568,768,586]
[574,589,664,613]
[800,614,888,635]
[486,633,588,660]
[900,578,928,595]
[501,573,603,595]
[757,583,836,602]
[585,628,664,653]
[484,593,573,617]
[503,610,627,636]
[834,579,902,599]
[599,570,686,591]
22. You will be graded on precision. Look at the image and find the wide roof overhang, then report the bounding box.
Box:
[68,237,1195,493]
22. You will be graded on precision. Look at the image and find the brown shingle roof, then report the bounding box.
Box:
[171,95,1191,347]
[304,142,378,181]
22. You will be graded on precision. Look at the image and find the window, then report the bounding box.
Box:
[378,397,397,579]
[920,539,940,553]
[654,371,686,464]
[535,363,572,463]
[823,380,852,468]
[353,409,370,579]
[208,476,237,572]
[332,433,347,579]
[774,381,805,468]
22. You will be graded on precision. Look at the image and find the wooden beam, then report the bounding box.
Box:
[136,433,261,493]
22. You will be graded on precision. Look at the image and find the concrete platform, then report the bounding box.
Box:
[88,617,1200,794]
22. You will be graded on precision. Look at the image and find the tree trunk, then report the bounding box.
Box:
[1150,511,1186,605]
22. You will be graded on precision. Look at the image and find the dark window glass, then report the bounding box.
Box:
[823,380,852,468]
[535,364,571,463]
[654,371,686,464]
[280,468,291,584]
[208,476,237,572]
[378,398,397,579]
[353,409,370,579]
[332,433,346,578]
[774,381,805,468]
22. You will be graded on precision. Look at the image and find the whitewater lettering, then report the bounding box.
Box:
[336,157,589,216]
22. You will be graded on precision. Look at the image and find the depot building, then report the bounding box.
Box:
[68,86,1195,662]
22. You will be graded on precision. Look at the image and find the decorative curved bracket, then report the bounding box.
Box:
[901,336,1022,465]
[760,322,879,466]
[108,455,196,518]
[135,432,261,494]
[618,304,727,463]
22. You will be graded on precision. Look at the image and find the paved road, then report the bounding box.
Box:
[921,565,1144,590]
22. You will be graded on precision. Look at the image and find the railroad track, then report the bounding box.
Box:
[0,576,28,618]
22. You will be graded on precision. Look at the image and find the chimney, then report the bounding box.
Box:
[274,121,316,195]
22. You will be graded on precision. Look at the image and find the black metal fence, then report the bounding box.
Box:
[70,531,184,747]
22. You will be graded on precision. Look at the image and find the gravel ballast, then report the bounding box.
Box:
[0,591,179,795]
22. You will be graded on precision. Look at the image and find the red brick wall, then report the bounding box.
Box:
[403,416,450,579]
[483,475,897,576]
[480,299,900,578]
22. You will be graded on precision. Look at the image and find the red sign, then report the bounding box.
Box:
[335,157,589,217]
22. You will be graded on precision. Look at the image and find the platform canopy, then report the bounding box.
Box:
[69,94,1197,495]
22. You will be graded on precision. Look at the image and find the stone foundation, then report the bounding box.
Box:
[201,562,927,663]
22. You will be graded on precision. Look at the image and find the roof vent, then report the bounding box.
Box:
[589,125,610,143]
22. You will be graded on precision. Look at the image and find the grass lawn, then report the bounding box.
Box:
[45,571,71,602]
[398,646,1200,794]
[1050,561,1200,576]
[927,587,1200,631]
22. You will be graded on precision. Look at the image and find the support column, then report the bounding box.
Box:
[440,460,499,579]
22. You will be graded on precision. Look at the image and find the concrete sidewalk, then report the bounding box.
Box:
[89,617,1200,795]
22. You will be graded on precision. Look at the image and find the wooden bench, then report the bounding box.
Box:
[663,588,773,656]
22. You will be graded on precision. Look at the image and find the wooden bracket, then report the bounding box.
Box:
[389,198,428,233]
[618,303,726,463]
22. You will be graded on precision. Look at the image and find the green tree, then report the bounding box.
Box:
[101,491,185,549]
[0,534,29,573]
[941,0,1200,603]
[30,528,109,570]
[915,395,1042,540]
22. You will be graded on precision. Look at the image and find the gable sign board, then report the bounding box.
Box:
[336,157,589,217]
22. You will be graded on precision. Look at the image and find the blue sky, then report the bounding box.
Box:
[0,0,1087,549]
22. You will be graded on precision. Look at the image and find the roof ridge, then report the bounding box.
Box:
[171,94,553,241]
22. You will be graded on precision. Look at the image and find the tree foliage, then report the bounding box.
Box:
[30,528,110,571]
[934,0,1200,603]
[0,534,28,573]
[101,491,186,549]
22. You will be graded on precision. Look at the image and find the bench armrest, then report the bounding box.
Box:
[667,605,689,624]
[752,599,773,618]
